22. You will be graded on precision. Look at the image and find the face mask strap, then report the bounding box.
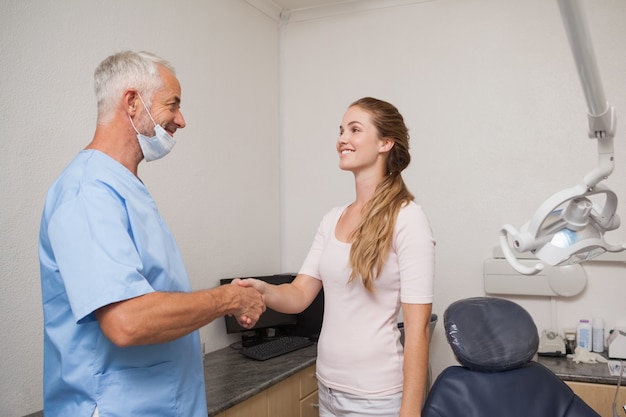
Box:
[128,114,141,134]
[136,92,158,127]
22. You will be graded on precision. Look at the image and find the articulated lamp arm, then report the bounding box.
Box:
[558,0,617,188]
[499,0,625,275]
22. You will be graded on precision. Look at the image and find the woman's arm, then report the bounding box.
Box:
[400,302,432,417]
[236,274,322,314]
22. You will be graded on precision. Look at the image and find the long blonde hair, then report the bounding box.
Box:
[347,97,414,292]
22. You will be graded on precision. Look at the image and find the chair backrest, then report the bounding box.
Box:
[422,297,600,417]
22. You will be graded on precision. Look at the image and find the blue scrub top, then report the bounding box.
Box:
[39,150,207,417]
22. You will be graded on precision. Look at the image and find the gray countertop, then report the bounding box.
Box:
[204,343,317,416]
[535,354,621,385]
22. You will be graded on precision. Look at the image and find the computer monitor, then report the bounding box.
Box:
[220,274,324,347]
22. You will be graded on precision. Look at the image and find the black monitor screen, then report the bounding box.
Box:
[219,273,324,343]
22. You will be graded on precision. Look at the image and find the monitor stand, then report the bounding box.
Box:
[241,329,269,348]
[240,326,298,347]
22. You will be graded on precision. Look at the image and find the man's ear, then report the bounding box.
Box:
[124,89,139,116]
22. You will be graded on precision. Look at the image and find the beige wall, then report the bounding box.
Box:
[2,0,626,415]
[279,0,626,384]
[0,1,280,415]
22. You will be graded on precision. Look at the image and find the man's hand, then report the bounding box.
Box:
[230,279,266,328]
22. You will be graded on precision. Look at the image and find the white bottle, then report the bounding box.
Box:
[592,318,604,353]
[577,319,592,350]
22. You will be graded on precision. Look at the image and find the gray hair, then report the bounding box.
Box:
[94,51,175,123]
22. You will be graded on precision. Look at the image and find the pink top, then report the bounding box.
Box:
[299,201,435,397]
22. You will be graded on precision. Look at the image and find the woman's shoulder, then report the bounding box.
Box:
[399,200,426,215]
[397,200,431,226]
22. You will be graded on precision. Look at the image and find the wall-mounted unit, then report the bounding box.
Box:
[484,246,626,297]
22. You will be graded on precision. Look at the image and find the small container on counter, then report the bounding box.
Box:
[592,317,604,353]
[577,319,592,350]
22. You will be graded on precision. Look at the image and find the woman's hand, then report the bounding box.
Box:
[233,278,267,295]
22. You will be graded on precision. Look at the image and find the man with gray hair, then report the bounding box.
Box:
[38,50,265,417]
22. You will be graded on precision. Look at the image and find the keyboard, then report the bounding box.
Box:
[241,336,314,361]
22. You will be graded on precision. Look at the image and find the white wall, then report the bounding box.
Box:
[0,1,280,415]
[280,0,626,383]
[2,0,626,415]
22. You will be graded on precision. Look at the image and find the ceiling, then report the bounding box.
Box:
[271,0,354,10]
[253,0,429,21]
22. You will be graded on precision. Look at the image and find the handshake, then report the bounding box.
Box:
[227,278,268,329]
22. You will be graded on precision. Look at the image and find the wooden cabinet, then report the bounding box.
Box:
[267,370,301,416]
[566,381,626,417]
[218,391,267,417]
[216,365,318,417]
[300,390,319,417]
[299,365,319,417]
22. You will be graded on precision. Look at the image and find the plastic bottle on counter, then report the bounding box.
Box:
[592,317,604,353]
[577,319,592,350]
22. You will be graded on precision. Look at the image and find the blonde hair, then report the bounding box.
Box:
[347,97,414,292]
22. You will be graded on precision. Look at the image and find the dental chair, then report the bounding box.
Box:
[422,297,600,417]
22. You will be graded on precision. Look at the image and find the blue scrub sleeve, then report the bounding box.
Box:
[47,180,155,323]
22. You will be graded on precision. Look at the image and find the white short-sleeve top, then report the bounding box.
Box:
[299,201,435,397]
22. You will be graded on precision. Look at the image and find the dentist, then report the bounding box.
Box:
[38,50,265,417]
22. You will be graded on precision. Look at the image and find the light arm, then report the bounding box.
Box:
[499,0,624,275]
[558,0,608,118]
[558,0,617,189]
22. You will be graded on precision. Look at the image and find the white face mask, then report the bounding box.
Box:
[129,93,176,162]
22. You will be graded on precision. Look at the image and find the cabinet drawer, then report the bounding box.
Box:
[224,391,267,417]
[567,381,626,417]
[268,372,300,416]
[300,390,319,417]
[300,364,317,398]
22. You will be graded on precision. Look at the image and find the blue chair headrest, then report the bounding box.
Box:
[444,297,539,372]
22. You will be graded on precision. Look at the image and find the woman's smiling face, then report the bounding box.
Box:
[337,105,388,174]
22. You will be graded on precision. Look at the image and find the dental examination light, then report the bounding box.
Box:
[499,0,626,276]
